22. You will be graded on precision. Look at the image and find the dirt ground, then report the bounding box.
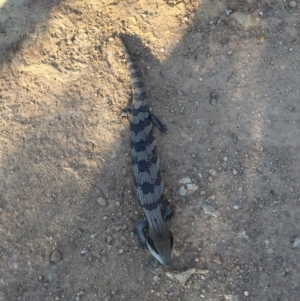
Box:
[1,0,300,300]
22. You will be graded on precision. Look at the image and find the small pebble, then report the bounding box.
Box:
[212,253,223,265]
[233,205,239,210]
[199,77,203,81]
[233,169,238,175]
[76,291,85,301]
[115,224,122,231]
[209,169,217,176]
[289,186,294,193]
[208,176,213,183]
[244,291,249,296]
[290,1,297,8]
[209,120,214,125]
[228,50,233,55]
[202,204,218,217]
[107,236,113,243]
[50,250,62,263]
[186,183,199,195]
[90,233,97,239]
[288,106,294,111]
[191,153,196,158]
[179,186,187,196]
[210,97,217,106]
[80,249,87,256]
[118,248,124,254]
[200,190,205,195]
[292,238,300,248]
[178,177,192,184]
[177,90,183,96]
[97,197,107,207]
[223,156,228,161]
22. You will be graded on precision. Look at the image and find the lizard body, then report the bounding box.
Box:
[120,35,173,266]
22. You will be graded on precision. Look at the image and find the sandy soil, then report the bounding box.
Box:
[1,0,300,300]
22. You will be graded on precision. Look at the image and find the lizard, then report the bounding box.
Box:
[119,35,174,266]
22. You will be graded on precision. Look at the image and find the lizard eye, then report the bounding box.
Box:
[147,237,159,254]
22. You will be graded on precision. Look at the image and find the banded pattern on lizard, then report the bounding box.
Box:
[120,35,174,266]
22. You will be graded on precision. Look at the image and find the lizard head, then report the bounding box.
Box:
[147,228,174,266]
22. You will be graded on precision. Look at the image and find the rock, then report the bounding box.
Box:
[202,203,218,217]
[178,186,187,196]
[47,271,57,282]
[231,12,252,29]
[75,290,85,301]
[292,238,300,248]
[290,1,296,8]
[233,205,239,210]
[209,169,217,176]
[186,183,199,195]
[178,177,192,184]
[80,249,87,256]
[50,250,62,263]
[90,233,97,239]
[165,268,209,285]
[210,93,218,105]
[97,197,107,206]
[177,90,183,96]
[107,236,113,243]
[212,253,223,265]
[115,224,122,231]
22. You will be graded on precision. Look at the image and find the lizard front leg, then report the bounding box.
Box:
[135,218,148,248]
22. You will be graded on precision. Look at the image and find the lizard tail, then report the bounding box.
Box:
[119,35,148,109]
